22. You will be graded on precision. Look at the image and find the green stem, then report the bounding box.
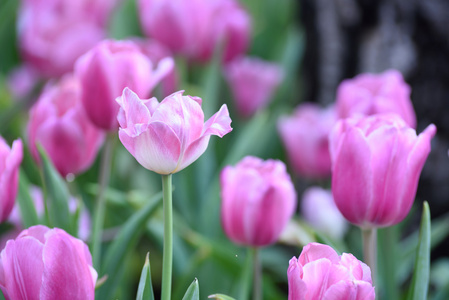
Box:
[91,134,114,270]
[252,247,262,300]
[161,174,173,300]
[362,227,377,287]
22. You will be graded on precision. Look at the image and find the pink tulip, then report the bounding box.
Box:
[0,225,97,300]
[17,0,119,78]
[336,69,416,128]
[137,0,250,62]
[220,156,297,247]
[329,113,436,228]
[116,88,232,174]
[224,56,283,117]
[75,39,174,131]
[301,187,348,240]
[0,137,22,224]
[288,243,375,300]
[278,103,336,179]
[27,75,105,177]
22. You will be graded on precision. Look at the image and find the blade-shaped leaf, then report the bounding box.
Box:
[208,294,236,300]
[136,252,154,300]
[182,278,199,300]
[17,170,39,228]
[407,201,431,300]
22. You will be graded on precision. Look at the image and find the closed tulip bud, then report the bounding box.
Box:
[220,156,297,247]
[224,56,283,117]
[329,113,436,228]
[288,243,375,300]
[0,137,23,223]
[336,69,416,128]
[116,88,232,174]
[28,75,105,177]
[278,103,336,179]
[0,225,97,300]
[75,39,174,130]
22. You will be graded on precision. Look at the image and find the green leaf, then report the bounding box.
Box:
[407,201,431,300]
[208,294,236,300]
[38,146,72,234]
[182,278,200,300]
[96,192,163,300]
[136,253,154,300]
[17,170,39,228]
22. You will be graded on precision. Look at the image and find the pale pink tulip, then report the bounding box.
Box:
[116,88,232,174]
[220,156,297,247]
[75,39,174,130]
[0,137,23,224]
[288,243,375,300]
[224,56,283,117]
[329,113,436,228]
[0,225,97,300]
[278,103,336,179]
[336,69,416,128]
[27,75,105,177]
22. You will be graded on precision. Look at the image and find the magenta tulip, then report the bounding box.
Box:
[336,69,416,128]
[278,103,336,179]
[75,39,174,130]
[288,243,375,300]
[220,156,297,247]
[329,113,436,228]
[0,137,22,223]
[116,88,232,174]
[301,187,348,240]
[0,225,97,300]
[224,56,283,117]
[27,75,105,177]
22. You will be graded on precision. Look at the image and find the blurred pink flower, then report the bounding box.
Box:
[278,103,336,179]
[0,137,23,224]
[27,75,105,177]
[116,88,232,174]
[0,225,97,300]
[75,39,174,130]
[224,56,283,117]
[220,156,297,247]
[17,0,120,78]
[137,0,251,62]
[301,187,347,240]
[7,65,40,100]
[329,113,436,228]
[288,243,375,300]
[336,69,416,128]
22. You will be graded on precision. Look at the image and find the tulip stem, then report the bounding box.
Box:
[91,134,114,271]
[252,247,262,300]
[362,227,377,286]
[161,174,173,300]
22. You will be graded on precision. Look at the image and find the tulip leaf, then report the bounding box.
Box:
[208,294,236,300]
[17,170,39,228]
[96,191,162,300]
[407,201,431,300]
[182,278,200,300]
[136,252,154,300]
[38,146,72,234]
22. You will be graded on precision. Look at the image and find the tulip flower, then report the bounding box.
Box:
[336,69,416,128]
[0,225,97,300]
[0,137,23,223]
[220,156,297,247]
[137,0,251,62]
[224,56,284,117]
[288,243,375,300]
[301,187,348,240]
[75,39,174,131]
[329,113,436,228]
[278,103,336,179]
[27,75,105,177]
[116,88,232,175]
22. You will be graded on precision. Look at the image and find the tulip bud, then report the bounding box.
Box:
[220,156,297,247]
[329,113,436,228]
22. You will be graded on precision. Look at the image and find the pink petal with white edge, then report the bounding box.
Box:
[116,88,152,136]
[202,104,233,137]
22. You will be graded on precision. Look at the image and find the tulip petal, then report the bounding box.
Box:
[202,104,233,137]
[323,280,375,300]
[116,88,152,136]
[299,243,340,265]
[302,258,333,299]
[287,257,307,300]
